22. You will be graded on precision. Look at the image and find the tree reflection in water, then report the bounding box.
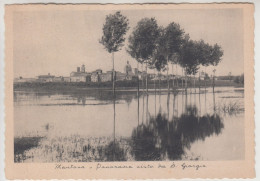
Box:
[131,104,224,161]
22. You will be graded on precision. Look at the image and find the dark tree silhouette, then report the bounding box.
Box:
[128,18,160,93]
[152,51,167,92]
[157,23,185,92]
[196,40,223,89]
[179,39,200,91]
[100,11,130,92]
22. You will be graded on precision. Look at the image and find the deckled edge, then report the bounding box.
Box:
[2,2,257,180]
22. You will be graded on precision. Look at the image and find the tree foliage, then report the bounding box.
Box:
[127,18,160,64]
[100,11,130,53]
[158,22,185,62]
[197,40,224,67]
[209,44,224,66]
[127,16,224,82]
[152,53,167,72]
[179,39,200,76]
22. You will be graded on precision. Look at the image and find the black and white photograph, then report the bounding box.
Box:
[3,3,255,179]
[12,5,246,163]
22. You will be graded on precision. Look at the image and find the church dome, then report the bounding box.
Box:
[125,61,132,74]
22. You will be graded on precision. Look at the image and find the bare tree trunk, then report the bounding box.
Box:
[167,57,170,93]
[154,69,156,93]
[204,66,207,92]
[142,93,144,124]
[159,71,161,91]
[176,64,178,88]
[199,88,201,117]
[137,62,139,97]
[193,74,196,93]
[112,52,115,94]
[142,64,144,92]
[185,68,187,92]
[213,70,215,93]
[167,93,170,120]
[112,51,116,160]
[182,68,184,89]
[213,85,216,114]
[199,71,201,91]
[137,92,140,126]
[113,97,115,138]
[154,69,157,116]
[146,94,149,124]
[146,61,148,94]
[159,71,161,104]
[172,63,174,89]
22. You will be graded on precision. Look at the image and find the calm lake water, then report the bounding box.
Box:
[14,86,245,162]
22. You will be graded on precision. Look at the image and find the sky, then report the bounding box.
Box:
[13,7,244,78]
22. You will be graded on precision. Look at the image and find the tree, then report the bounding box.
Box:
[170,53,180,88]
[209,43,224,66]
[196,40,223,89]
[158,22,185,92]
[209,44,223,91]
[100,11,130,93]
[153,51,167,92]
[127,18,160,93]
[197,40,212,67]
[127,36,141,95]
[179,39,200,91]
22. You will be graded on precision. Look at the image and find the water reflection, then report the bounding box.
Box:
[14,90,137,106]
[110,90,223,161]
[130,103,223,161]
[14,87,244,162]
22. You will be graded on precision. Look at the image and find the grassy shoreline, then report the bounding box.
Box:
[14,80,243,93]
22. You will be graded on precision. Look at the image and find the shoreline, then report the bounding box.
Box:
[13,81,244,93]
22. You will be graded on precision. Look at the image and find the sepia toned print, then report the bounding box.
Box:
[5,3,254,179]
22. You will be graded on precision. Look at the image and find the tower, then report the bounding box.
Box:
[125,61,132,75]
[81,64,85,73]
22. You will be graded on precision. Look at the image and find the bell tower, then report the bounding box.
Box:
[81,64,85,73]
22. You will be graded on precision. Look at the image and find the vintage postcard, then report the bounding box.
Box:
[4,3,255,179]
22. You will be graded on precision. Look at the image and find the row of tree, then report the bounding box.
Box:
[100,11,224,93]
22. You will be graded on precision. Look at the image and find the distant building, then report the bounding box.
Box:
[70,72,91,82]
[70,66,91,82]
[37,73,55,82]
[63,77,71,82]
[14,77,37,83]
[81,64,85,73]
[91,74,100,82]
[124,61,134,76]
[53,76,64,82]
[90,69,103,82]
[100,72,112,82]
[92,69,102,75]
[115,71,127,81]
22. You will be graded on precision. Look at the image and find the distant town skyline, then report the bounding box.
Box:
[13,7,244,78]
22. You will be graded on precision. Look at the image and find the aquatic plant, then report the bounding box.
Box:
[14,135,133,163]
[216,100,244,115]
[14,136,43,162]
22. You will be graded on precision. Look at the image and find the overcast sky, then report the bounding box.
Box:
[13,7,243,78]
